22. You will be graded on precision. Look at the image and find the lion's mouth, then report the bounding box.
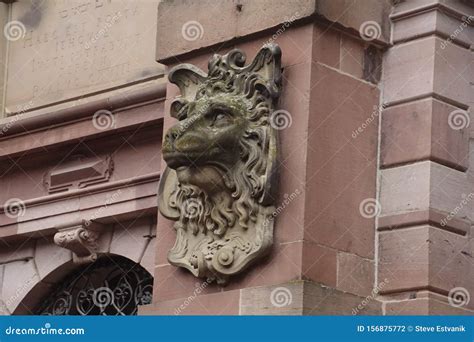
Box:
[163,150,204,169]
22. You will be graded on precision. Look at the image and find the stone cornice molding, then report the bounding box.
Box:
[390,1,474,24]
[0,83,166,139]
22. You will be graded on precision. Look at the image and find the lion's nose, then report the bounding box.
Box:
[165,127,180,145]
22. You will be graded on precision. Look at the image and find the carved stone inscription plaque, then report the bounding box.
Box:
[5,0,162,114]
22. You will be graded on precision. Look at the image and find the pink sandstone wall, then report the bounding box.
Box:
[378,0,474,314]
[0,0,471,316]
[0,84,166,314]
[144,0,389,315]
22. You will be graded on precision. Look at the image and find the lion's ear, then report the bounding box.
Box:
[259,126,278,206]
[246,44,282,99]
[168,64,207,101]
[214,44,282,101]
[158,167,180,220]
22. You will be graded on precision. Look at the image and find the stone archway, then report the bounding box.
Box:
[20,255,153,316]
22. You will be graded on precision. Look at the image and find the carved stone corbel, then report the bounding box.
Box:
[158,44,282,284]
[54,221,103,264]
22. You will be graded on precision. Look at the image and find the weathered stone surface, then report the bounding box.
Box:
[5,0,163,113]
[381,98,470,170]
[35,237,72,281]
[156,0,316,62]
[140,288,240,315]
[0,93,164,157]
[0,265,6,314]
[392,8,474,48]
[392,0,474,20]
[156,0,391,62]
[316,0,391,43]
[302,242,337,288]
[241,281,305,315]
[0,2,8,117]
[224,240,303,292]
[240,281,382,315]
[378,225,473,298]
[378,228,430,292]
[383,36,472,106]
[153,264,220,302]
[139,237,156,275]
[339,35,365,80]
[110,217,152,263]
[0,240,35,264]
[384,291,474,315]
[305,62,379,258]
[271,60,311,244]
[380,161,472,224]
[2,259,40,313]
[312,25,341,68]
[337,252,375,297]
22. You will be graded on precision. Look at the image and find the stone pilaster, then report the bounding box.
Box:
[0,2,9,117]
[148,0,389,315]
[378,0,474,314]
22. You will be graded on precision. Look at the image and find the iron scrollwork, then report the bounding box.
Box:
[36,257,153,316]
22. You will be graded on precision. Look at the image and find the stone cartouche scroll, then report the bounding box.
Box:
[159,44,282,284]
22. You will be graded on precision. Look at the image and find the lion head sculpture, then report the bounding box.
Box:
[159,44,282,284]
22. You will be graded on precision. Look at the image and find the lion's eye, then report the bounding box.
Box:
[208,109,232,127]
[215,113,226,121]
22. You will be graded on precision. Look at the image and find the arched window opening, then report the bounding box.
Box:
[35,256,153,315]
